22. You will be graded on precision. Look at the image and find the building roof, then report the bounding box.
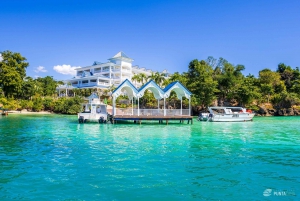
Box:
[109,51,133,62]
[93,61,102,65]
[112,51,130,59]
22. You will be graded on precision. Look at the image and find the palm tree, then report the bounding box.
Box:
[108,84,116,96]
[139,73,147,85]
[131,74,141,87]
[154,72,166,87]
[147,72,156,82]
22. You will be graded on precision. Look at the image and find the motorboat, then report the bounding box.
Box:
[207,107,254,122]
[78,93,108,123]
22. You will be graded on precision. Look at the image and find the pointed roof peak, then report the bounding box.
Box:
[109,51,133,62]
[113,51,130,59]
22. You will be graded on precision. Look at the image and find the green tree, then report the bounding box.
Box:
[147,72,166,87]
[32,95,44,111]
[139,73,147,85]
[210,58,245,105]
[36,76,58,96]
[154,72,166,87]
[164,72,188,86]
[0,51,29,97]
[187,59,218,108]
[277,63,295,91]
[259,68,286,103]
[236,76,260,106]
[21,76,36,99]
[131,74,141,87]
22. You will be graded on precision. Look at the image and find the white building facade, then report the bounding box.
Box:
[57,52,171,95]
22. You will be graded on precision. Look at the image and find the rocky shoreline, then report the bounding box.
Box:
[256,106,300,116]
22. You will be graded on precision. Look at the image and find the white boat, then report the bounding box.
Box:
[207,107,254,122]
[78,93,108,123]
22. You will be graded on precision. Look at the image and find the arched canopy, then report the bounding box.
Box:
[137,80,164,99]
[112,79,192,116]
[112,79,192,100]
[112,79,138,100]
[163,81,192,99]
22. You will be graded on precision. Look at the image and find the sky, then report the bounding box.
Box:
[1,0,300,81]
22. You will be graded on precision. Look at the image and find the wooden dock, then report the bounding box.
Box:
[112,115,193,125]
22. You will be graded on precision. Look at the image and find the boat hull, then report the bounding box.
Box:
[78,113,108,122]
[210,113,255,122]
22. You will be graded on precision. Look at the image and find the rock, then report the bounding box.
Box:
[276,108,294,116]
[268,109,276,116]
[277,109,285,116]
[257,104,300,116]
[293,108,300,115]
[257,106,269,116]
[286,108,294,116]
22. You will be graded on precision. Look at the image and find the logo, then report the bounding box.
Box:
[263,189,272,197]
[263,188,296,197]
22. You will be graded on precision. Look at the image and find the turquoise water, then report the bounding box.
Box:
[0,115,299,200]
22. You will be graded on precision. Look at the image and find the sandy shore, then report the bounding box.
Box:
[7,110,53,115]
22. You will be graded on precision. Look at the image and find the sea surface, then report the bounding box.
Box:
[0,115,299,200]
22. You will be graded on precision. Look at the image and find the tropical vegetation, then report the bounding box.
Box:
[1,50,300,115]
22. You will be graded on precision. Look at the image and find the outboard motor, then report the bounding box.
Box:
[99,116,104,124]
[107,114,113,124]
[198,113,204,121]
[207,113,214,121]
[78,116,85,123]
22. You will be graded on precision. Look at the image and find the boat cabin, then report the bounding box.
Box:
[78,93,108,123]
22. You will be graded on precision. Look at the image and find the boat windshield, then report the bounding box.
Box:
[209,107,244,114]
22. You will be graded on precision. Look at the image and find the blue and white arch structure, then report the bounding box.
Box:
[112,79,192,116]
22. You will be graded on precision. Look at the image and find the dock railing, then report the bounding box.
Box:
[114,108,190,116]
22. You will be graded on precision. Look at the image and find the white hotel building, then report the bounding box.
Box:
[57,52,171,95]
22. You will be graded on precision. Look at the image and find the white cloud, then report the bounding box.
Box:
[34,66,47,73]
[53,64,80,76]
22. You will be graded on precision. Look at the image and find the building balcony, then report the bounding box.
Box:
[112,69,121,72]
[98,82,110,86]
[112,76,121,79]
[121,70,131,75]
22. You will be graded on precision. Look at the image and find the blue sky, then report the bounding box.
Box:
[1,0,300,80]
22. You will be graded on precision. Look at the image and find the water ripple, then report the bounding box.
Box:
[0,115,299,200]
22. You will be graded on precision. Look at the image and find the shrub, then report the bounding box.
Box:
[32,96,44,112]
[19,99,33,110]
[0,97,19,110]
[43,97,55,111]
[53,97,83,114]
